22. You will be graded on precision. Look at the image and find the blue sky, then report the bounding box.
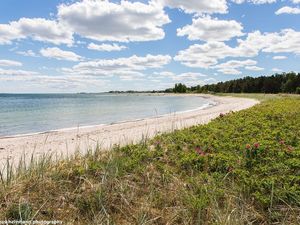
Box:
[0,0,299,93]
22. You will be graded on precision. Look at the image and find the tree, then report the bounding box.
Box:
[185,72,300,94]
[173,83,187,93]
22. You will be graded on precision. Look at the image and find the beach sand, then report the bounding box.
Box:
[0,94,259,166]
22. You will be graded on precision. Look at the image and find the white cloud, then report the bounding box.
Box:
[204,78,218,84]
[245,65,264,71]
[174,42,250,68]
[215,59,257,68]
[74,54,171,71]
[0,24,22,45]
[217,68,242,74]
[156,71,207,80]
[173,72,207,81]
[232,0,276,4]
[0,68,38,76]
[40,47,82,61]
[275,6,300,15]
[0,68,110,91]
[177,16,244,42]
[154,71,175,77]
[292,0,300,3]
[160,0,228,14]
[153,71,211,86]
[261,29,300,54]
[0,18,73,45]
[63,54,172,77]
[273,55,287,60]
[272,68,283,72]
[1,0,171,46]
[0,59,22,67]
[175,29,300,68]
[57,0,170,42]
[214,59,258,74]
[119,75,145,81]
[16,50,37,57]
[88,43,127,52]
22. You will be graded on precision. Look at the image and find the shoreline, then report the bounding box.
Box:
[0,100,217,139]
[0,94,259,166]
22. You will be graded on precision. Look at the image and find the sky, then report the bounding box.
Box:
[0,0,299,93]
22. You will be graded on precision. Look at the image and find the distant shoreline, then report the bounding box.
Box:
[0,94,259,166]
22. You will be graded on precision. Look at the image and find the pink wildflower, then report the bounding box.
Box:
[195,146,201,153]
[253,142,260,149]
[195,147,206,156]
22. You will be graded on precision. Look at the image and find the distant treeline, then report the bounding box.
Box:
[166,72,300,94]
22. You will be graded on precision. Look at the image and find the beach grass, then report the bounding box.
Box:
[215,92,300,101]
[0,94,299,224]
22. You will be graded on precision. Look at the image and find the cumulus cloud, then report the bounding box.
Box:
[260,29,300,54]
[215,59,257,68]
[0,67,110,91]
[245,65,264,71]
[275,6,300,15]
[75,54,170,71]
[40,47,82,61]
[0,18,73,45]
[152,71,212,87]
[273,56,287,60]
[154,71,207,81]
[160,0,228,14]
[0,68,39,76]
[88,43,127,52]
[57,0,170,42]
[0,59,22,67]
[217,68,242,75]
[119,74,145,81]
[175,29,300,68]
[232,0,276,4]
[0,0,171,46]
[63,54,172,77]
[16,50,37,57]
[172,72,207,81]
[174,42,250,68]
[214,59,259,74]
[177,16,244,42]
[0,24,22,45]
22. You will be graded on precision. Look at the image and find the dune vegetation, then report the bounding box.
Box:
[0,94,299,224]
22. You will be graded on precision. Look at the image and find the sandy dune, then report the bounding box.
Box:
[0,95,259,166]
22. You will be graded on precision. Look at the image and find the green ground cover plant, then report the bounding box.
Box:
[0,95,299,224]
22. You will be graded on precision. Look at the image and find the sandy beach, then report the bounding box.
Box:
[0,95,259,166]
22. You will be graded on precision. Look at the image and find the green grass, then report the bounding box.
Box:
[0,96,299,224]
[214,93,300,101]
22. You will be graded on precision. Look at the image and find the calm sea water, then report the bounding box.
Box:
[0,94,215,136]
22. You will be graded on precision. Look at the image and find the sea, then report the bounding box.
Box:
[0,93,215,137]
